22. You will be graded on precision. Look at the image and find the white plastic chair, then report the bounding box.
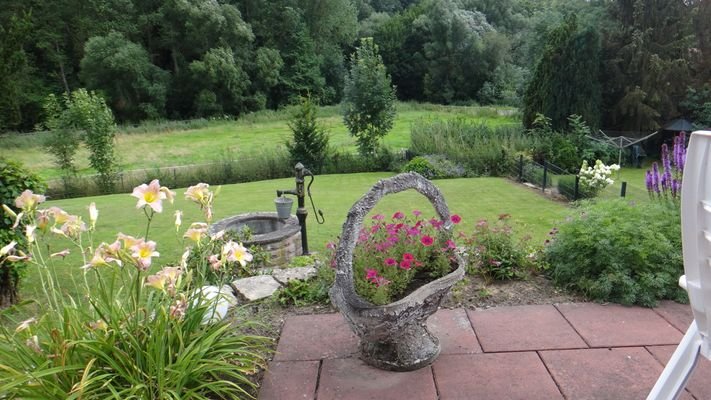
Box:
[647,130,711,400]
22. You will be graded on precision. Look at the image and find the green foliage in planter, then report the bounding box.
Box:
[545,199,686,307]
[0,158,45,307]
[461,214,537,281]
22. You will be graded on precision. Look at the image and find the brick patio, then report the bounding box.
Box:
[259,301,711,400]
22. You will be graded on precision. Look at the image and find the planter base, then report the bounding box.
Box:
[359,322,440,372]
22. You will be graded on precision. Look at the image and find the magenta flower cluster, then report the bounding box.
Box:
[646,132,686,201]
[343,210,461,304]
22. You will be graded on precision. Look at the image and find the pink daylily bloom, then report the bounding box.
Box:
[15,190,46,211]
[88,202,98,228]
[185,183,211,205]
[50,249,71,258]
[222,241,253,267]
[174,210,183,231]
[131,179,166,213]
[0,241,17,256]
[25,225,36,244]
[130,240,159,271]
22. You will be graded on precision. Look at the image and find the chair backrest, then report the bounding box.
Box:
[681,130,711,359]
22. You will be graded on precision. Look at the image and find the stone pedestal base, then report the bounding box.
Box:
[359,322,441,371]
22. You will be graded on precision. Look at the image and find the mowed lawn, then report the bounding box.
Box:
[20,173,568,299]
[0,103,518,180]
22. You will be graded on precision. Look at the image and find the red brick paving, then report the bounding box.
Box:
[273,313,358,361]
[317,358,437,400]
[647,345,711,400]
[260,303,705,400]
[556,302,683,347]
[540,347,670,400]
[433,353,563,400]
[654,300,694,332]
[468,304,587,352]
[427,308,481,354]
[258,360,319,400]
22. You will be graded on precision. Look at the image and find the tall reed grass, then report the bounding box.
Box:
[410,118,536,176]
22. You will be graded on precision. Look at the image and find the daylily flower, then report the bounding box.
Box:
[131,179,167,213]
[82,250,111,270]
[15,317,36,333]
[6,252,30,262]
[161,186,176,204]
[15,190,46,211]
[184,223,208,243]
[0,241,16,256]
[117,233,141,249]
[36,209,51,230]
[185,183,211,206]
[26,335,41,354]
[11,212,23,229]
[170,294,188,320]
[50,249,70,258]
[60,216,86,239]
[180,247,191,268]
[2,204,16,220]
[221,241,253,267]
[208,254,221,271]
[88,320,108,331]
[25,225,36,244]
[131,240,159,271]
[48,207,71,225]
[174,210,183,232]
[88,202,98,228]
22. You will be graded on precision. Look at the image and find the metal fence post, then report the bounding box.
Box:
[518,155,524,181]
[542,162,548,192]
[574,175,580,201]
[620,181,627,197]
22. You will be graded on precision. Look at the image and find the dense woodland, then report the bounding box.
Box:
[1,0,710,133]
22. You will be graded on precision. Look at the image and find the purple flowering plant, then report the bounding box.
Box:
[646,132,686,202]
[330,210,460,305]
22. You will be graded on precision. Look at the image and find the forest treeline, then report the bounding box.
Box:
[1,0,709,133]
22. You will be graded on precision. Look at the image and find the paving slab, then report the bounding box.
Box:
[427,308,481,354]
[232,275,281,301]
[541,347,678,400]
[317,358,437,400]
[258,360,319,400]
[556,303,682,347]
[654,300,694,332]
[432,353,563,400]
[468,304,587,352]
[274,313,358,361]
[647,345,711,400]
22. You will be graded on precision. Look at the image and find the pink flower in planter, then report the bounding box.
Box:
[450,214,462,224]
[365,269,378,281]
[402,253,414,261]
[399,260,412,270]
[421,235,434,247]
[384,258,397,267]
[392,211,405,220]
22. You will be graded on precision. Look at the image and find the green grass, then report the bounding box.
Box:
[0,103,519,180]
[599,165,651,202]
[19,173,568,300]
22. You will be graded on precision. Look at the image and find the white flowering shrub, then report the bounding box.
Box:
[578,159,620,196]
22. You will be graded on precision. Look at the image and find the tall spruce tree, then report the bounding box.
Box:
[342,37,397,156]
[522,14,602,130]
[286,96,330,173]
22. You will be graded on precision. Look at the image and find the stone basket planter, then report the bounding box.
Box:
[329,172,465,371]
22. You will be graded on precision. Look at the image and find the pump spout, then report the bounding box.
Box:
[276,189,298,197]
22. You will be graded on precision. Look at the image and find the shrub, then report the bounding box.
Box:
[0,158,45,307]
[402,155,466,179]
[0,182,270,397]
[545,199,685,307]
[460,214,537,281]
[286,96,330,173]
[275,265,335,307]
[578,159,619,196]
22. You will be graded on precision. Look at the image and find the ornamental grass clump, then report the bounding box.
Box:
[342,210,461,305]
[0,180,269,399]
